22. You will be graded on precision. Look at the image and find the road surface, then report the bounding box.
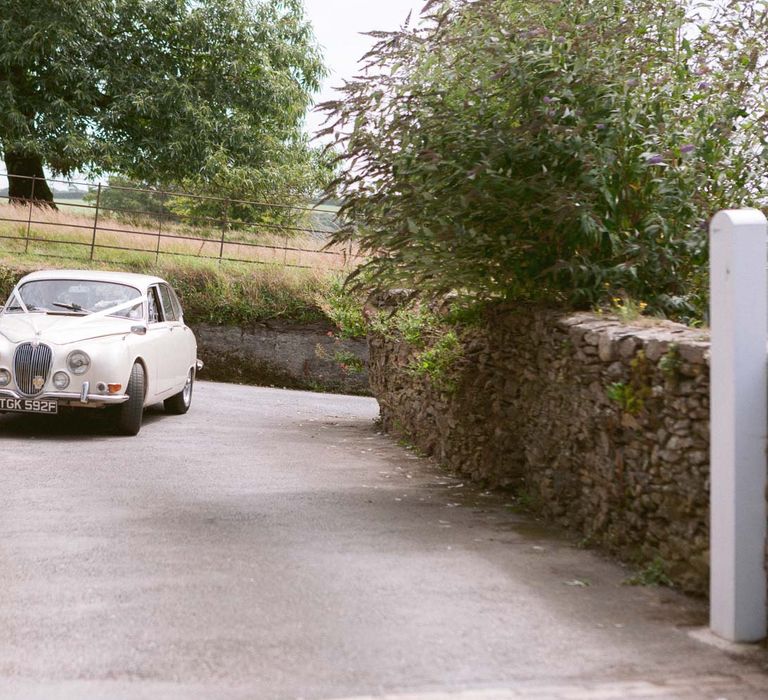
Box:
[0,381,766,699]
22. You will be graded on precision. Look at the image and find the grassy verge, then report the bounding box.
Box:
[0,254,367,334]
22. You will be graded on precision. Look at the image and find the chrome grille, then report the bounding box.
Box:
[13,343,53,396]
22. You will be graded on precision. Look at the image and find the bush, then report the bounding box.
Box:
[323,0,768,321]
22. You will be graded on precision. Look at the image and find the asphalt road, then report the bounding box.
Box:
[0,381,767,700]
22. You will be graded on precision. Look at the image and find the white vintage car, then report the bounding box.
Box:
[0,270,202,435]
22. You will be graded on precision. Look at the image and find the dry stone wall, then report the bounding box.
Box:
[369,306,711,593]
[194,321,369,395]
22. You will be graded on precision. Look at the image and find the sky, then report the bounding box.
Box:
[301,0,428,137]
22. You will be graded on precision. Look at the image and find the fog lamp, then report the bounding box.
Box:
[0,368,10,387]
[53,371,70,390]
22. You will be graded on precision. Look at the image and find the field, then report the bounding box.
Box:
[0,197,357,272]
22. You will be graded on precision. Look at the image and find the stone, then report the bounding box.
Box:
[644,339,669,362]
[598,334,618,362]
[678,342,708,365]
[618,337,638,358]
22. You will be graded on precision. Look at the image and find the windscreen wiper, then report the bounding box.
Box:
[51,302,90,313]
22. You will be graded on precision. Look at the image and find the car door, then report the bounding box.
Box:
[143,284,178,395]
[156,283,192,391]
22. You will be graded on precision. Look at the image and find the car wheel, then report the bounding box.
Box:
[113,362,145,436]
[164,368,194,415]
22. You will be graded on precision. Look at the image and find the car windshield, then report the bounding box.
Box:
[4,280,143,319]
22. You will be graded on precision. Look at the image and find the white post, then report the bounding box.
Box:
[710,208,768,642]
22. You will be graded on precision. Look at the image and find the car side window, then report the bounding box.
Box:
[169,287,183,321]
[147,287,162,324]
[158,284,179,322]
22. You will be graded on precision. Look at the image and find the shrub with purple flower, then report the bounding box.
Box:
[324,0,768,323]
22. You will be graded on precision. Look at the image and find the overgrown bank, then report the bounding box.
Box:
[0,259,369,394]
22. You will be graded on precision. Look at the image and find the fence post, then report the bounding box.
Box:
[89,183,102,261]
[155,191,167,263]
[24,176,37,253]
[219,199,230,264]
[709,208,768,643]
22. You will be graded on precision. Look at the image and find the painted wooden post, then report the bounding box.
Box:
[709,208,768,642]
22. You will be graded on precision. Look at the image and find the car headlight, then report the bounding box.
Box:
[0,368,10,386]
[67,350,91,375]
[53,371,70,390]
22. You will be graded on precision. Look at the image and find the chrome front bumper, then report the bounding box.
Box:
[0,385,129,406]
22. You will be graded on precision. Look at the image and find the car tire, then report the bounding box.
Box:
[164,368,194,415]
[114,362,145,436]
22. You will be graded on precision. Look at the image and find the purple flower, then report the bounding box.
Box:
[595,123,606,130]
[680,144,695,154]
[626,78,639,88]
[698,81,711,90]
[646,154,664,165]
[543,96,553,104]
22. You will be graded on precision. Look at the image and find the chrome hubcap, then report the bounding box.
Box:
[182,372,193,405]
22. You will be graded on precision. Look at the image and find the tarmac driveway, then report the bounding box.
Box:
[0,381,766,700]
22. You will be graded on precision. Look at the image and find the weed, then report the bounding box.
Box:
[609,295,648,323]
[658,344,682,380]
[507,489,540,512]
[316,275,368,339]
[333,350,366,374]
[623,556,674,587]
[606,382,645,415]
[408,330,463,393]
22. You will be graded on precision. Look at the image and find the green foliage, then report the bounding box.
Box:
[160,264,330,327]
[507,488,542,513]
[0,2,106,176]
[332,350,366,374]
[317,276,368,339]
[606,296,649,323]
[1,0,326,204]
[606,382,645,415]
[607,349,654,414]
[658,344,682,380]
[623,556,674,587]
[83,177,175,226]
[165,145,333,232]
[370,305,441,348]
[408,329,464,393]
[324,0,768,321]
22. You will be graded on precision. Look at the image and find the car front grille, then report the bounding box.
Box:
[13,343,54,396]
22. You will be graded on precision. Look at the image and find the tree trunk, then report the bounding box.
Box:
[5,151,57,209]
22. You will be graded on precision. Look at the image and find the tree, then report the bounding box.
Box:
[322,0,768,321]
[0,0,324,207]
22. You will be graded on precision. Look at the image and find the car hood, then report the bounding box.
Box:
[0,313,136,346]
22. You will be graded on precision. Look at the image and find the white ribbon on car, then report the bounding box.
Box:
[1,290,147,335]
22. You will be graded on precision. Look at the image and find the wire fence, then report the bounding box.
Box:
[0,173,357,272]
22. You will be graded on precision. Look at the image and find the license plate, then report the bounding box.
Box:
[0,397,58,415]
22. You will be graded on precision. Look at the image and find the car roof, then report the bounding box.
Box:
[16,269,167,289]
